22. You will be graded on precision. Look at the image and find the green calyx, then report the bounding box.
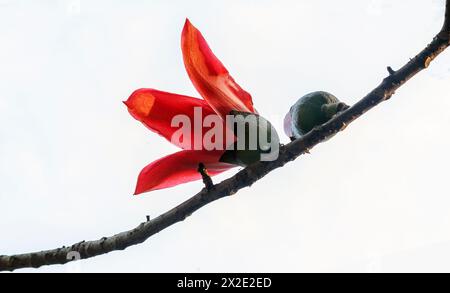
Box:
[219,111,280,167]
[288,91,349,139]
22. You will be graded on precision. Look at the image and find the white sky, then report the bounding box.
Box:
[1,0,450,272]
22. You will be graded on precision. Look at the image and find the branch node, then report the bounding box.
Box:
[198,163,214,191]
[146,215,151,222]
[424,56,432,68]
[387,66,396,75]
[71,240,85,251]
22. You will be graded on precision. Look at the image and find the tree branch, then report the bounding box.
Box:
[1,1,450,271]
[439,0,450,40]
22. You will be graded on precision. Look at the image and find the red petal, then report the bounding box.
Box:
[181,19,256,118]
[125,88,233,150]
[134,150,234,194]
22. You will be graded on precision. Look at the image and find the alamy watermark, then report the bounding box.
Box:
[170,107,279,161]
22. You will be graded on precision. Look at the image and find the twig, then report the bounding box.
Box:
[1,1,449,271]
[387,66,396,75]
[198,163,214,191]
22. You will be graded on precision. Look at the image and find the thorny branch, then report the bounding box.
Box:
[1,1,449,271]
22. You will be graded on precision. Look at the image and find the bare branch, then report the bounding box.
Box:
[439,0,450,40]
[1,1,449,271]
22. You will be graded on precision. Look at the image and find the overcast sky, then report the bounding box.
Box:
[1,0,450,272]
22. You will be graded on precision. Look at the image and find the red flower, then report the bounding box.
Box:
[124,19,257,194]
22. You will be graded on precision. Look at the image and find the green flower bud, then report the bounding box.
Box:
[220,111,280,166]
[284,91,349,140]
